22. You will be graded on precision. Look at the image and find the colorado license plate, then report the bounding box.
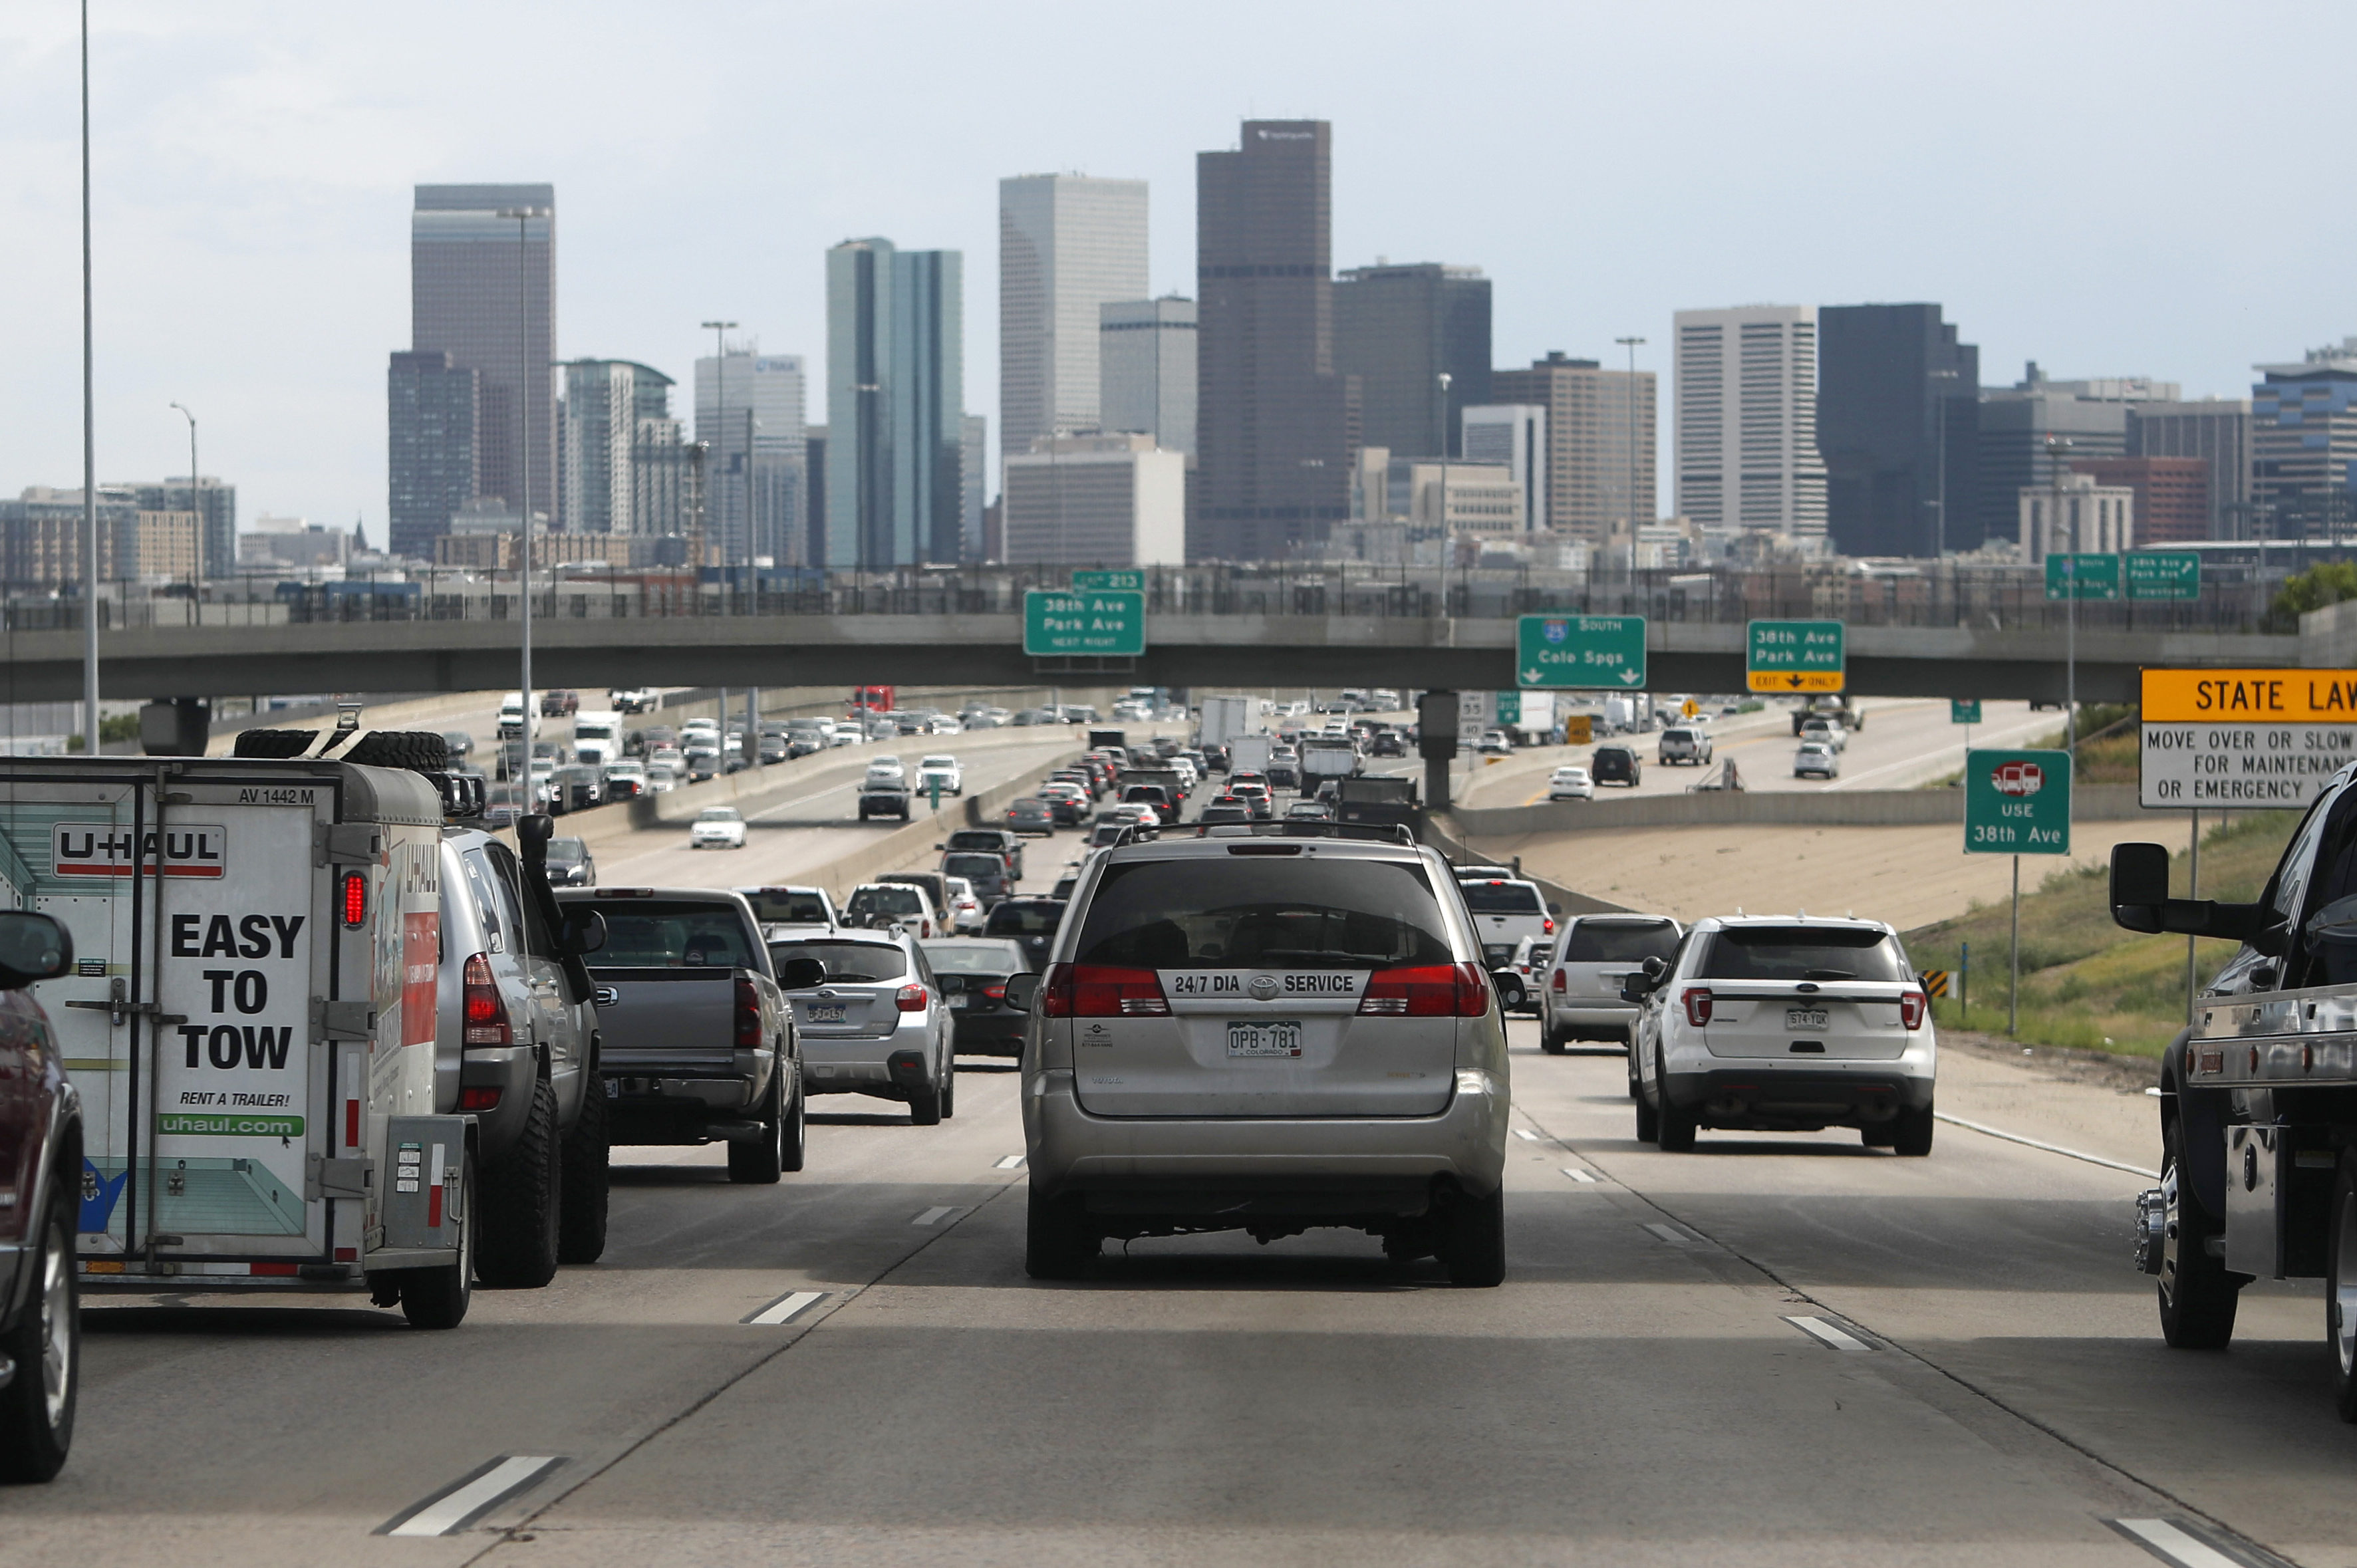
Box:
[807,1004,847,1023]
[1786,1008,1830,1031]
[1226,1021,1302,1058]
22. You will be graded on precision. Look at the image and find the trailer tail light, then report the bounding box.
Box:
[896,983,930,1013]
[735,978,763,1045]
[340,870,367,928]
[1040,964,1169,1017]
[1682,987,1714,1027]
[462,953,511,1045]
[1359,962,1488,1018]
[458,1087,503,1112]
[1899,990,1926,1031]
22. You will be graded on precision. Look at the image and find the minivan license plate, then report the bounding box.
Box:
[1786,1007,1829,1031]
[807,1004,847,1023]
[1226,1021,1302,1058]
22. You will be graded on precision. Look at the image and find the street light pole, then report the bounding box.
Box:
[703,321,738,586]
[1615,337,1646,573]
[2048,434,2078,758]
[1436,371,1453,619]
[80,0,98,750]
[497,205,549,762]
[170,402,198,587]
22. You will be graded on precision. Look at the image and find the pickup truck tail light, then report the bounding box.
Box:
[1899,990,1926,1030]
[462,953,511,1045]
[1542,916,1555,936]
[734,978,763,1045]
[1040,964,1169,1017]
[1359,962,1488,1018]
[1681,987,1714,1027]
[896,983,929,1012]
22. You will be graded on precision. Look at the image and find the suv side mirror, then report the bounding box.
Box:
[0,911,72,989]
[561,908,607,955]
[2109,840,2281,948]
[1547,902,1563,918]
[516,812,554,847]
[776,956,826,990]
[2108,843,2171,931]
[1003,972,1042,1013]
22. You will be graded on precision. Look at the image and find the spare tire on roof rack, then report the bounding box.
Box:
[230,728,317,759]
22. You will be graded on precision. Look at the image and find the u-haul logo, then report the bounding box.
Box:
[53,823,227,878]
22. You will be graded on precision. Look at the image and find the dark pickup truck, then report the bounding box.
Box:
[554,888,805,1183]
[859,780,912,822]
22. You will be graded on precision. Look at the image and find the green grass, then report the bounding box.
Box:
[1907,810,2298,1055]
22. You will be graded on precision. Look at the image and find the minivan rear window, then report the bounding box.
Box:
[1562,920,1680,964]
[1697,926,1903,983]
[946,831,1008,853]
[1459,880,1542,914]
[1073,858,1452,970]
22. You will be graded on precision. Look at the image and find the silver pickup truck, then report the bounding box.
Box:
[555,888,805,1182]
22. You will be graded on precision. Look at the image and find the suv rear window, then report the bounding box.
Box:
[847,886,926,918]
[946,831,1008,854]
[1697,926,1903,982]
[1562,920,1679,964]
[742,890,830,924]
[592,900,758,968]
[988,901,1066,936]
[772,940,907,983]
[944,854,1004,880]
[1459,880,1542,914]
[1073,856,1453,970]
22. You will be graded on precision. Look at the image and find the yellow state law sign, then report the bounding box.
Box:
[2142,668,2357,723]
[1746,669,1846,694]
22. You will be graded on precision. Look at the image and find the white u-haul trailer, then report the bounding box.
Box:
[0,755,480,1327]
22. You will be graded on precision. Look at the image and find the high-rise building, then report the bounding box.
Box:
[825,239,965,567]
[2129,398,2250,539]
[2019,471,2133,561]
[1002,433,1185,565]
[1816,304,1980,557]
[1674,307,1826,545]
[1976,364,2176,547]
[960,414,988,561]
[1489,352,1657,542]
[1100,297,1196,457]
[560,360,672,536]
[2070,456,2209,547]
[386,349,480,558]
[1194,120,1358,561]
[803,426,827,567]
[410,185,555,529]
[697,348,807,566]
[2251,341,2357,537]
[2,487,198,588]
[999,174,1149,457]
[1334,263,1490,459]
[123,478,235,577]
[1459,405,1547,532]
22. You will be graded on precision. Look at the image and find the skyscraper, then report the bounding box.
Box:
[1100,297,1196,457]
[697,348,808,566]
[1460,405,1547,532]
[825,239,966,567]
[560,360,674,536]
[999,174,1149,456]
[1674,307,1826,545]
[1194,120,1357,561]
[960,414,988,560]
[2129,398,2250,539]
[2250,341,2357,535]
[1333,262,1490,459]
[1816,304,1979,557]
[126,477,235,577]
[386,349,480,558]
[1489,352,1656,542]
[410,185,555,530]
[1975,365,2175,547]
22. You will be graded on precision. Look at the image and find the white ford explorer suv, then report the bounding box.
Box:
[1010,827,1520,1285]
[1627,915,1934,1154]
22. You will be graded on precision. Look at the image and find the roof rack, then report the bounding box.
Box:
[1190,821,1416,846]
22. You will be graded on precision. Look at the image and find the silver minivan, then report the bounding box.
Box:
[1013,829,1518,1285]
[1540,914,1683,1055]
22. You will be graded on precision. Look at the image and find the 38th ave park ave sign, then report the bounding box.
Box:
[1022,588,1146,658]
[1745,619,1845,693]
[2140,667,2357,809]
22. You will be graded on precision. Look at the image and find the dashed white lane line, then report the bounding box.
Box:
[1784,1315,1870,1353]
[912,1206,960,1226]
[741,1289,827,1327]
[379,1455,566,1537]
[994,1153,1027,1170]
[1514,1128,1542,1142]
[1934,1112,2160,1180]
[1560,1167,1598,1184]
[2108,1517,2259,1568]
[1643,1222,1705,1248]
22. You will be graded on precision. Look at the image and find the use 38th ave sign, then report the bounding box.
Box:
[2140,668,2357,808]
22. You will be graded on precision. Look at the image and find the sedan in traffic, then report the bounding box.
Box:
[1004,797,1056,837]
[1547,765,1595,801]
[919,936,1033,1057]
[690,807,748,849]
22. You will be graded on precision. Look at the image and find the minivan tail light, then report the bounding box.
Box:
[1040,963,1169,1017]
[1682,987,1713,1027]
[1899,990,1926,1030]
[462,953,511,1045]
[896,983,929,1012]
[1550,968,1567,993]
[735,978,763,1045]
[1359,962,1488,1018]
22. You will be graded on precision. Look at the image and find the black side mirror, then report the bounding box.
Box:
[1003,972,1042,1013]
[561,908,607,955]
[517,812,554,847]
[0,911,71,989]
[1640,956,1667,985]
[2109,842,2170,932]
[1490,970,1526,1010]
[1546,902,1563,918]
[777,956,826,991]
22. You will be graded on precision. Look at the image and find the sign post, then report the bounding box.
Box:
[1965,747,2072,1035]
[1516,614,1646,690]
[1022,588,1146,658]
[1744,619,1846,694]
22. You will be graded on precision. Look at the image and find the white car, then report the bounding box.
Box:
[866,754,906,784]
[1627,914,1935,1154]
[916,755,964,796]
[1474,729,1514,756]
[738,885,838,938]
[942,875,985,934]
[643,763,679,794]
[681,717,719,740]
[1794,741,1840,779]
[1547,766,1595,801]
[690,807,748,849]
[610,687,657,714]
[1798,717,1848,753]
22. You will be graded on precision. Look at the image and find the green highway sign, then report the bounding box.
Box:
[1950,699,1983,724]
[1964,748,2072,855]
[1023,588,1146,657]
[1071,570,1145,591]
[1494,690,1521,727]
[2125,551,2200,601]
[1517,614,1647,690]
[2043,553,2121,601]
[1745,618,1846,693]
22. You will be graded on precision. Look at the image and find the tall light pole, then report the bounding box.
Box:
[80,0,98,750]
[2047,433,2078,757]
[1436,371,1453,618]
[1616,336,1646,573]
[170,401,198,587]
[703,321,737,581]
[497,205,549,760]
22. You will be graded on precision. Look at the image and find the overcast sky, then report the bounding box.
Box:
[0,1,2337,535]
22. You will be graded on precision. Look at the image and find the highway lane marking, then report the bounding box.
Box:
[1783,1315,1870,1353]
[1933,1112,2159,1180]
[912,1206,961,1226]
[741,1289,828,1326]
[2107,1517,2276,1568]
[994,1153,1027,1169]
[1514,1128,1542,1142]
[378,1454,567,1537]
[1560,1167,1598,1183]
[1642,1222,1706,1247]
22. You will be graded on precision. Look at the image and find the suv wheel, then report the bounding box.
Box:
[557,1065,611,1265]
[0,1182,78,1481]
[1655,1051,1697,1152]
[1441,1186,1506,1287]
[908,1071,944,1126]
[779,1063,807,1174]
[477,1080,561,1287]
[940,1058,958,1119]
[1026,1188,1098,1279]
[1891,1103,1935,1157]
